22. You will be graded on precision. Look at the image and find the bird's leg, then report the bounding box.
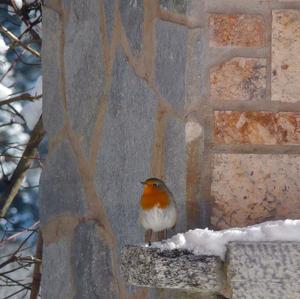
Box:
[145,229,152,246]
[149,229,152,246]
[156,230,166,241]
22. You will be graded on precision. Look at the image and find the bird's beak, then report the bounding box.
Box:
[140,181,146,185]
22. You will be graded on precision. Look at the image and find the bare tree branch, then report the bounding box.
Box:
[0,93,42,106]
[0,24,40,58]
[0,117,45,217]
[0,222,39,245]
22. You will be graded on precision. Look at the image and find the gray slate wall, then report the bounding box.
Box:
[41,0,196,298]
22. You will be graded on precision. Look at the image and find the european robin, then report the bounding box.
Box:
[139,178,177,244]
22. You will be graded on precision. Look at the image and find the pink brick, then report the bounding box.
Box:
[211,154,300,229]
[209,14,266,47]
[210,58,266,101]
[214,111,300,144]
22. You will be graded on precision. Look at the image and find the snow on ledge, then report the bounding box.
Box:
[153,219,300,260]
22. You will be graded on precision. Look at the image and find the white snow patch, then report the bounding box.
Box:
[154,219,300,260]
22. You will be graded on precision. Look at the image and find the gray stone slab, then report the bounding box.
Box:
[155,20,187,112]
[39,140,86,223]
[186,28,205,101]
[164,117,186,234]
[104,0,115,42]
[119,0,143,55]
[64,0,104,156]
[41,238,74,299]
[95,47,158,248]
[121,245,224,294]
[42,8,64,139]
[227,242,300,299]
[72,221,117,299]
[160,0,188,14]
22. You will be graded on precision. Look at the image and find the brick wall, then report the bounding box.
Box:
[187,0,300,230]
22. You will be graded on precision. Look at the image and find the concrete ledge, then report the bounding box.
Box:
[121,245,225,294]
[227,242,300,299]
[121,242,300,299]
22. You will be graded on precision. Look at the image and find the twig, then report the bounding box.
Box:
[0,230,35,269]
[0,93,42,107]
[0,49,25,83]
[29,232,42,299]
[1,274,31,290]
[0,263,32,276]
[0,221,39,245]
[0,154,43,160]
[3,287,28,299]
[0,24,40,57]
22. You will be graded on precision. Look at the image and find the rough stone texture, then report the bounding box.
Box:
[95,47,158,248]
[39,141,86,223]
[228,242,300,299]
[164,118,186,234]
[42,8,64,139]
[41,238,74,299]
[120,0,143,55]
[211,154,300,229]
[123,242,300,299]
[214,111,300,144]
[272,10,300,103]
[121,245,224,294]
[72,222,117,299]
[210,58,266,101]
[209,14,266,48]
[160,0,188,14]
[155,20,187,111]
[104,0,115,42]
[64,0,104,156]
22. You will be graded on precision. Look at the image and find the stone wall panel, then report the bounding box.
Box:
[72,222,117,299]
[41,239,74,299]
[39,141,86,223]
[42,8,65,139]
[95,48,158,248]
[155,20,187,111]
[210,58,266,101]
[120,0,143,55]
[211,154,300,229]
[272,10,300,103]
[64,0,104,156]
[215,111,300,144]
[209,14,266,48]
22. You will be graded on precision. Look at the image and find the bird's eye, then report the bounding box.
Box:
[153,183,159,188]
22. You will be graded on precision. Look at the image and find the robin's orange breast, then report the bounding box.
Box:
[140,186,170,209]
